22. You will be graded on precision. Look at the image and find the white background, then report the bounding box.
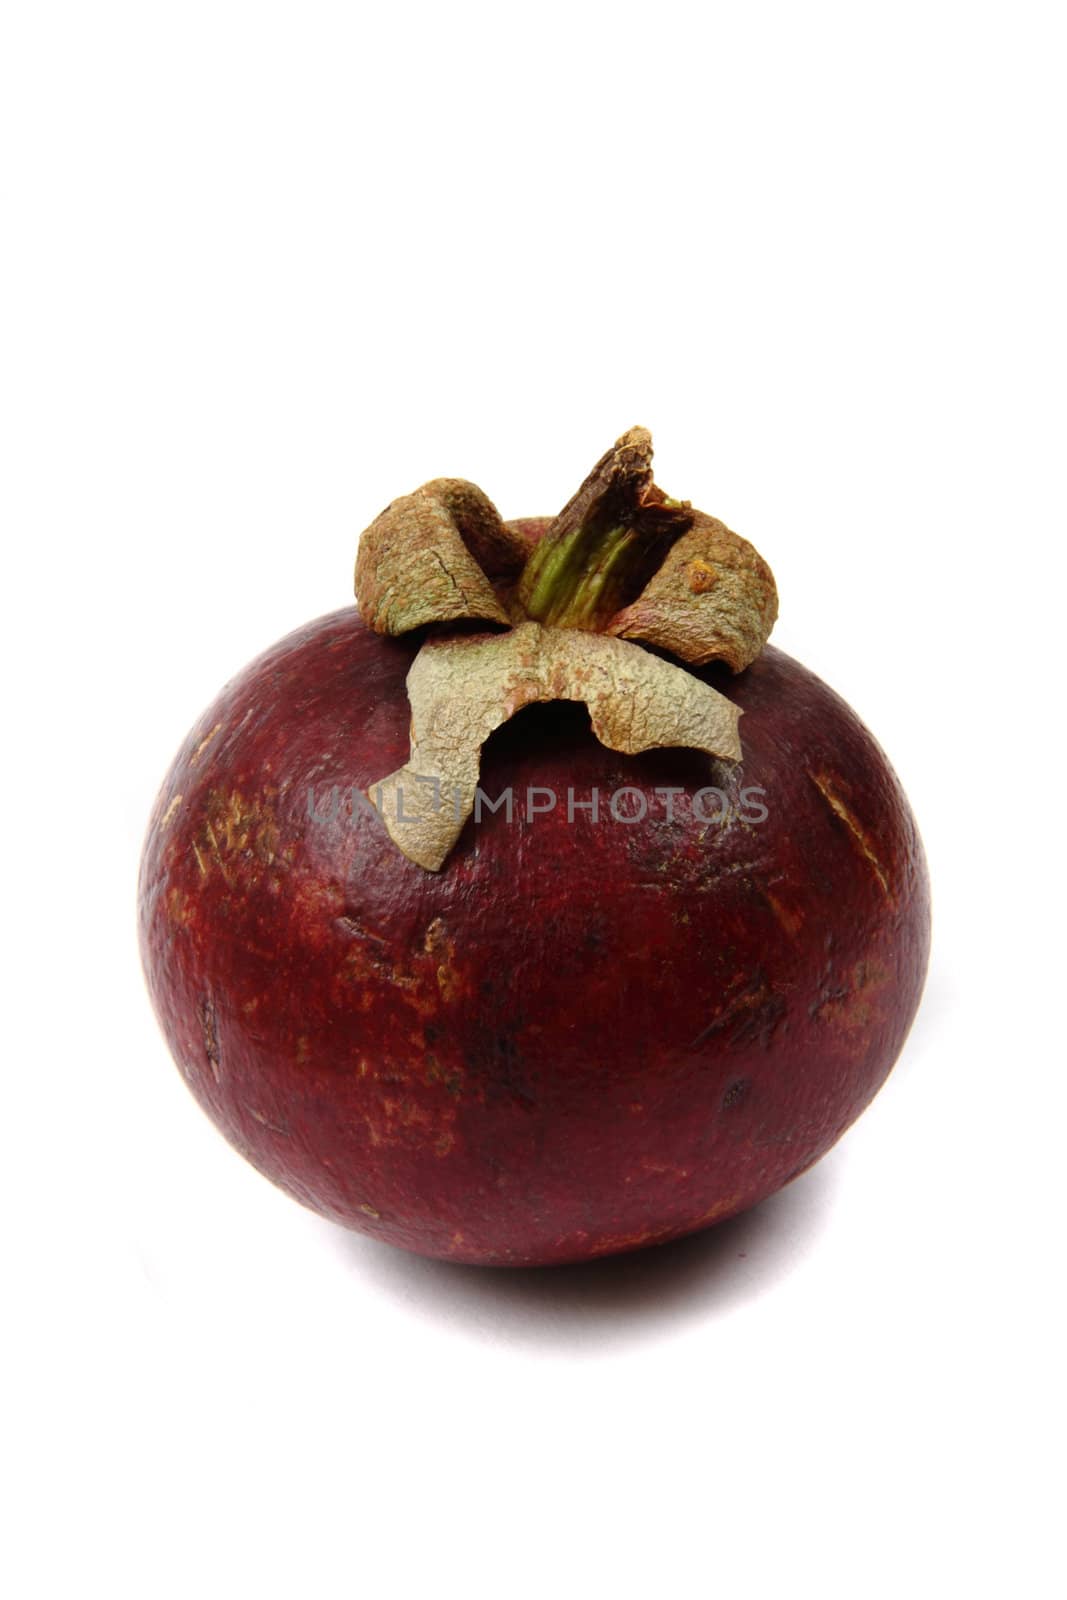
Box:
[3,4,1064,1596]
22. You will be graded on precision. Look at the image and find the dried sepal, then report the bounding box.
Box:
[367,621,742,871]
[354,478,529,635]
[607,511,778,671]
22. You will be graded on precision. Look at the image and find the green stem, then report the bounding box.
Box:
[521,522,639,629]
[518,428,692,631]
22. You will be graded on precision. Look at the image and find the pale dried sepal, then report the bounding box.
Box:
[355,478,528,635]
[607,511,779,670]
[368,621,742,870]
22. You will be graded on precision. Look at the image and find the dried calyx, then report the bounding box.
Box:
[354,428,778,870]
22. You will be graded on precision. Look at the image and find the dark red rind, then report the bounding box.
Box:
[139,605,930,1266]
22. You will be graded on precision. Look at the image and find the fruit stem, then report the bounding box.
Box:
[518,427,692,631]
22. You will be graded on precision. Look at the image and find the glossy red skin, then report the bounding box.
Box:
[139,566,930,1265]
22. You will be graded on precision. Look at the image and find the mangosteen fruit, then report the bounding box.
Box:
[139,429,929,1266]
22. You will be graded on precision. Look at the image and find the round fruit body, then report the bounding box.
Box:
[139,603,929,1267]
